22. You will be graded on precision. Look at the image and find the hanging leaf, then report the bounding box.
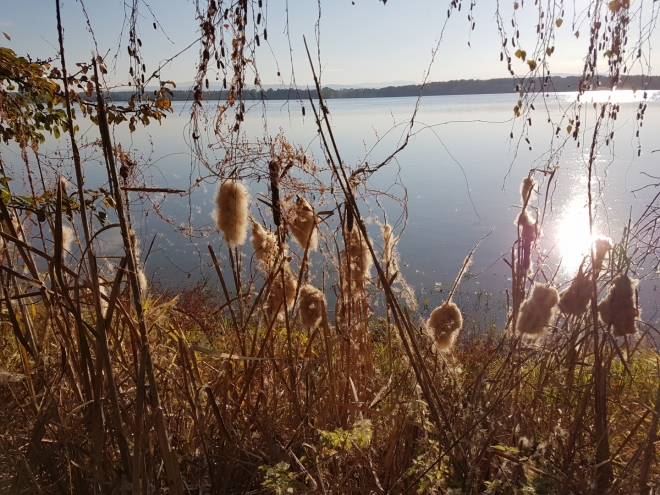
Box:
[555,18,563,27]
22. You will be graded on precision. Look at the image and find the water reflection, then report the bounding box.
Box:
[556,189,597,276]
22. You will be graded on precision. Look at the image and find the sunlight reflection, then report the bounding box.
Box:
[557,193,596,275]
[560,89,659,104]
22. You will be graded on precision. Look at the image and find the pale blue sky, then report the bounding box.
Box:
[1,0,658,88]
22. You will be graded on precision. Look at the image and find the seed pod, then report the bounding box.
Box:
[426,301,463,351]
[598,274,639,337]
[344,229,372,283]
[269,265,297,319]
[520,176,536,205]
[299,284,325,328]
[251,221,278,268]
[517,283,559,337]
[558,266,591,316]
[213,180,249,246]
[269,160,281,227]
[290,197,318,251]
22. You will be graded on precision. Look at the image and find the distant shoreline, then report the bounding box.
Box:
[105,75,659,102]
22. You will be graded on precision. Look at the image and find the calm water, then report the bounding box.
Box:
[6,91,660,324]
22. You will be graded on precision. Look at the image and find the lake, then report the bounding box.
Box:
[6,90,660,327]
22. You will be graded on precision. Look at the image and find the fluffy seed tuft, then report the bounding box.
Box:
[558,267,591,316]
[517,284,559,337]
[290,197,318,251]
[593,235,613,272]
[251,221,278,267]
[426,301,463,352]
[345,229,372,283]
[299,284,326,328]
[520,176,537,205]
[268,266,298,319]
[598,274,639,337]
[213,180,249,246]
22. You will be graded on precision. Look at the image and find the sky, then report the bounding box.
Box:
[1,0,659,89]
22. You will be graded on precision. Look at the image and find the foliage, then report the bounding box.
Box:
[0,46,69,148]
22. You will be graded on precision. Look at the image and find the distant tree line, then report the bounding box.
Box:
[103,75,659,102]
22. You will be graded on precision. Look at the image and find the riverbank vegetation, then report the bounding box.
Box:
[1,0,660,494]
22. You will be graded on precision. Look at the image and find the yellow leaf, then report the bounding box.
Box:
[556,18,563,27]
[527,60,537,70]
[515,49,523,59]
[567,125,573,133]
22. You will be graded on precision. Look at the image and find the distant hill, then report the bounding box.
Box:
[105,75,660,103]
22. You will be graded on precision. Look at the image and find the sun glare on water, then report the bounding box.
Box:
[556,194,598,275]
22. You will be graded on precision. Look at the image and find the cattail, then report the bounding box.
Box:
[382,224,394,273]
[98,277,109,318]
[558,266,591,316]
[299,284,325,328]
[137,269,148,293]
[520,176,537,205]
[516,209,537,270]
[598,274,639,337]
[345,229,372,282]
[516,210,537,244]
[61,225,74,254]
[290,196,318,251]
[518,436,532,453]
[251,221,278,267]
[380,224,418,311]
[426,301,463,352]
[268,265,298,319]
[213,180,249,246]
[517,283,559,336]
[593,235,613,272]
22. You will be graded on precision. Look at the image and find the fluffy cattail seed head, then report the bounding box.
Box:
[251,221,278,267]
[213,180,249,246]
[290,196,318,251]
[598,274,639,337]
[299,284,325,328]
[520,176,537,205]
[558,267,591,316]
[426,301,463,352]
[516,210,537,244]
[345,229,372,283]
[382,224,393,271]
[61,225,74,255]
[593,235,613,272]
[517,283,559,337]
[268,265,298,319]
